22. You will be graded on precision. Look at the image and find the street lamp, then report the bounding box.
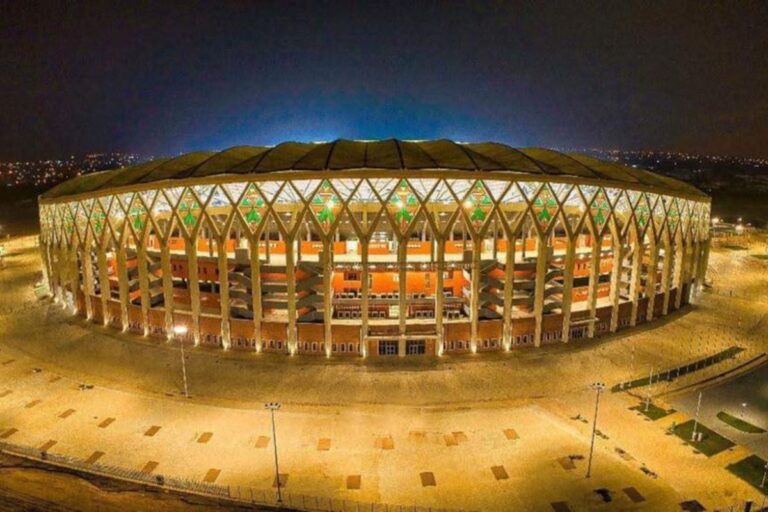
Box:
[265,402,283,504]
[173,325,189,398]
[586,382,606,478]
[761,461,768,512]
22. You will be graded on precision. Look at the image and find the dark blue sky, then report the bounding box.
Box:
[1,0,767,160]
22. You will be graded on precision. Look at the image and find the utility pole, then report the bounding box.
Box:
[586,382,606,478]
[691,391,703,442]
[265,402,283,504]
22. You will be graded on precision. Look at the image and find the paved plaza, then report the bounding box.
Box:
[0,235,767,511]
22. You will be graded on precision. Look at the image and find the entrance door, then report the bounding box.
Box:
[406,339,426,355]
[378,340,398,356]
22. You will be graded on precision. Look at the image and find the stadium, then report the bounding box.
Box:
[37,139,711,358]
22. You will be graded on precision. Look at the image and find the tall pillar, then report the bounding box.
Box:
[661,236,673,315]
[97,243,110,326]
[285,238,297,354]
[586,234,601,338]
[697,237,711,287]
[469,235,481,353]
[629,234,644,326]
[70,245,80,314]
[560,235,576,343]
[39,240,52,294]
[645,238,660,322]
[502,235,516,350]
[533,234,547,347]
[397,239,407,356]
[217,237,231,349]
[690,238,702,296]
[249,237,262,352]
[609,239,625,333]
[136,242,150,336]
[185,236,201,345]
[323,239,333,357]
[435,237,445,355]
[160,241,174,339]
[82,243,95,320]
[360,238,369,357]
[673,236,686,310]
[116,243,129,330]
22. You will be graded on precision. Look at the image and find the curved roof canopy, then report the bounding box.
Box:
[41,139,708,200]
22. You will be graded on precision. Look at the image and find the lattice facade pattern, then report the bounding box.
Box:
[38,170,711,358]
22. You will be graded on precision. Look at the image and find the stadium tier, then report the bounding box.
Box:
[37,139,711,357]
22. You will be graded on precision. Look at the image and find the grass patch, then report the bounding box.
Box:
[717,411,766,434]
[630,403,675,420]
[752,254,768,260]
[721,244,748,251]
[672,420,735,457]
[727,455,768,495]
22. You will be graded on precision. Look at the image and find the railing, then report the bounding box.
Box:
[0,440,473,512]
[610,346,744,392]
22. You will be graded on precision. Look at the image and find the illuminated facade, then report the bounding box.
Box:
[37,140,711,357]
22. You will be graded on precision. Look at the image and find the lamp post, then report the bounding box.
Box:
[691,391,703,442]
[265,402,283,504]
[173,325,189,398]
[586,382,606,478]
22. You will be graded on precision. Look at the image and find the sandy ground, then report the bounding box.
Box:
[0,233,766,511]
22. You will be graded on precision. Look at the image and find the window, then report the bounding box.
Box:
[344,270,361,281]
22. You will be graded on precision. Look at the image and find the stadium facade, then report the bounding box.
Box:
[37,139,711,358]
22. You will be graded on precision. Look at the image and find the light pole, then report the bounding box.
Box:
[760,461,768,511]
[691,391,703,442]
[265,402,283,504]
[586,382,606,478]
[173,325,189,398]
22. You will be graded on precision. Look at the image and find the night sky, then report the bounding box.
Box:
[1,0,767,160]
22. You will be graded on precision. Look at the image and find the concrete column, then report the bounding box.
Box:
[82,243,95,320]
[645,238,660,322]
[398,239,407,356]
[661,236,673,315]
[560,235,576,343]
[116,243,129,330]
[97,243,110,326]
[435,237,445,355]
[609,239,625,333]
[323,239,333,357]
[697,237,711,287]
[586,234,601,338]
[185,237,201,345]
[469,235,481,353]
[249,237,262,352]
[160,241,174,339]
[502,235,516,350]
[39,240,52,294]
[136,242,150,336]
[285,238,297,354]
[217,237,231,349]
[690,238,702,296]
[360,238,369,357]
[533,234,547,347]
[673,236,686,310]
[629,234,644,326]
[70,245,80,314]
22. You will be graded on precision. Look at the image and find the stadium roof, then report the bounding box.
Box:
[41,139,708,201]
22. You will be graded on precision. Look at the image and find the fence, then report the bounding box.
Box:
[611,346,744,392]
[0,440,473,512]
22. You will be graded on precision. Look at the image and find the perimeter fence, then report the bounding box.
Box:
[0,440,473,512]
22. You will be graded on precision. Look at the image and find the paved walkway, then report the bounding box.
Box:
[0,235,766,511]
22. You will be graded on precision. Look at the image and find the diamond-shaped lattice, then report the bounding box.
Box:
[177,188,202,235]
[237,183,267,235]
[387,179,420,235]
[531,184,558,233]
[462,181,494,232]
[309,180,342,234]
[588,188,611,235]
